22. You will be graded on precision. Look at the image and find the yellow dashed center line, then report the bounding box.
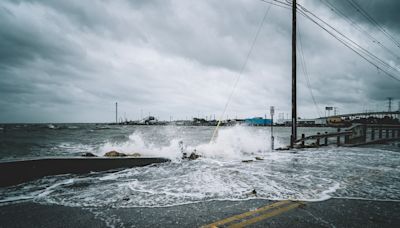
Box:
[228,202,302,228]
[202,200,302,228]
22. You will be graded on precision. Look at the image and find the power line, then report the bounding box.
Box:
[320,0,400,61]
[297,4,400,77]
[258,0,291,10]
[295,4,400,82]
[346,0,400,48]
[297,23,323,118]
[210,3,273,143]
[257,0,400,82]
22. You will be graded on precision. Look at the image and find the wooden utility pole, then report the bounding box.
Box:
[291,0,297,147]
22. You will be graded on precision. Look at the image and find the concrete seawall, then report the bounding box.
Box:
[0,157,170,187]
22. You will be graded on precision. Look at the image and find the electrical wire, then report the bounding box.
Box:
[210,3,273,143]
[297,4,400,77]
[347,0,400,48]
[320,0,400,60]
[297,23,323,118]
[295,4,400,82]
[257,0,400,82]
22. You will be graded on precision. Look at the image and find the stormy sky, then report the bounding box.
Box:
[0,0,399,123]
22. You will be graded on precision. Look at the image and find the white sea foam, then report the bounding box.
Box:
[97,125,281,160]
[0,126,399,211]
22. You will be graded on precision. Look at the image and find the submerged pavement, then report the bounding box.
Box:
[1,198,399,227]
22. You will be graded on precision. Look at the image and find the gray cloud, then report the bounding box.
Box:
[0,0,399,123]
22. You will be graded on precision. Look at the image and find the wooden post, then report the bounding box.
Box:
[337,128,341,146]
[324,132,328,146]
[316,132,320,146]
[362,125,367,143]
[386,129,389,138]
[379,128,382,139]
[344,135,350,144]
[301,134,305,147]
[392,129,395,138]
[371,128,375,141]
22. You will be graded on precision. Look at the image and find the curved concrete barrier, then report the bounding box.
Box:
[0,157,170,187]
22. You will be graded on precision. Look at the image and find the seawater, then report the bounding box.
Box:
[0,124,399,208]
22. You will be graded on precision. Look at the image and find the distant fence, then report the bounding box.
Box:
[295,124,400,148]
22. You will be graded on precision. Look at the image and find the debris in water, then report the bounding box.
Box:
[242,160,254,163]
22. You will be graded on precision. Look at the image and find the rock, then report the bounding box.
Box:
[81,152,97,157]
[255,157,264,160]
[188,152,201,160]
[182,149,201,160]
[252,189,257,195]
[104,150,127,157]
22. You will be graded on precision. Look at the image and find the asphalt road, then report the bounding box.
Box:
[1,198,399,227]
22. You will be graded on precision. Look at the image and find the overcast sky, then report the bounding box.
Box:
[0,0,399,123]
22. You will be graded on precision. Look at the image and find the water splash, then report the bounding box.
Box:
[97,125,280,160]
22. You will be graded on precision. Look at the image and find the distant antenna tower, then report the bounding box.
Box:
[387,97,393,112]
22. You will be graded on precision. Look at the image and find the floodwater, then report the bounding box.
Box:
[0,124,399,222]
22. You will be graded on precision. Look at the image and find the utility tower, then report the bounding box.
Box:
[387,97,392,112]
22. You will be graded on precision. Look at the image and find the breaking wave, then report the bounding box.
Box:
[97,125,280,160]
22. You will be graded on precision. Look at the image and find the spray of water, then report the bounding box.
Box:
[97,125,279,160]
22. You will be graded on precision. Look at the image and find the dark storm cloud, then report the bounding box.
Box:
[0,0,399,123]
[0,7,81,68]
[314,0,400,33]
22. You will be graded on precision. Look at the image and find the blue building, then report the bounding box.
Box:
[244,117,272,126]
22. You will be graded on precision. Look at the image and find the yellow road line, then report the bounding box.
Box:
[201,200,291,228]
[228,202,302,228]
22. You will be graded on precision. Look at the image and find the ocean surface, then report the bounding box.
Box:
[0,124,399,217]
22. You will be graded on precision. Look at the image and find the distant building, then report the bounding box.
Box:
[244,117,272,126]
[140,116,158,125]
[278,118,327,126]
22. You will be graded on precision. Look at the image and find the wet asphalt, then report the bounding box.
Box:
[1,198,400,227]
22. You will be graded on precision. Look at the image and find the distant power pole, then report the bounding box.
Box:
[115,102,118,124]
[387,97,393,112]
[334,107,338,116]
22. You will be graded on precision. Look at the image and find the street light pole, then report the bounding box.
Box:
[270,106,275,150]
